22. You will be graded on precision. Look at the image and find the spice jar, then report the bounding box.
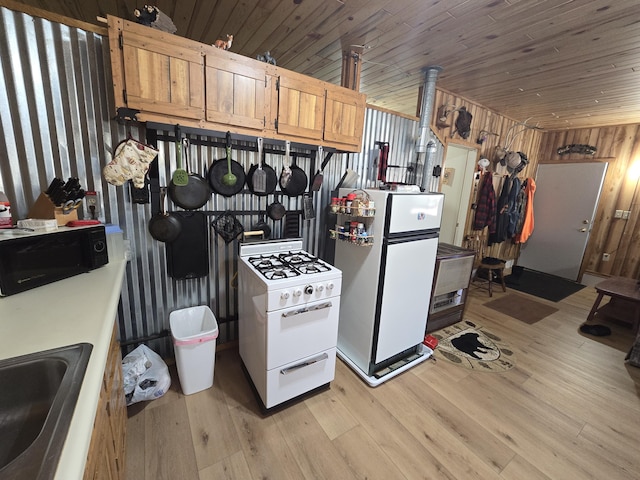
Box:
[349,221,359,243]
[330,197,340,214]
[357,223,366,245]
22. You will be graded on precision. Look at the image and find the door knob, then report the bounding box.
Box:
[583,220,590,224]
[579,228,587,232]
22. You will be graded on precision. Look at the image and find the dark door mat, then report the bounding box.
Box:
[485,294,559,324]
[505,266,585,302]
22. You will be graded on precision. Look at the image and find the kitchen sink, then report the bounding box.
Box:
[0,342,92,480]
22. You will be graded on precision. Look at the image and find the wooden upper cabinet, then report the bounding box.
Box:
[204,47,272,131]
[324,85,366,151]
[108,16,205,121]
[276,72,326,142]
[107,15,366,151]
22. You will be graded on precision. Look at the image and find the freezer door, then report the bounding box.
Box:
[375,235,438,364]
[387,193,443,234]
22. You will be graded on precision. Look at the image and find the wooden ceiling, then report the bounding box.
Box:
[6,0,640,130]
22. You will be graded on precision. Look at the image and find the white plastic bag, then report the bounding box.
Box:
[122,344,171,406]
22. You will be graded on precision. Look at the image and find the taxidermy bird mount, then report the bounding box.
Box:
[213,34,234,50]
[134,5,177,34]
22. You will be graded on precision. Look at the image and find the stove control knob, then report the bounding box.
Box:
[304,285,314,295]
[317,284,324,292]
[293,288,302,297]
[327,282,335,290]
[280,291,290,300]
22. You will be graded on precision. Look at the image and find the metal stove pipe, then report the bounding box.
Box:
[416,66,443,191]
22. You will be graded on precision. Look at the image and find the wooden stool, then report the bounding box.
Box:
[473,259,507,297]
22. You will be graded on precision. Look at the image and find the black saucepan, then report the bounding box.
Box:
[149,187,181,242]
[208,132,246,197]
[169,138,211,209]
[281,152,307,197]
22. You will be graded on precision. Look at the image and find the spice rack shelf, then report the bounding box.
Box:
[332,211,376,218]
[329,230,374,246]
[330,189,376,246]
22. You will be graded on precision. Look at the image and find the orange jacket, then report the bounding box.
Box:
[515,178,536,243]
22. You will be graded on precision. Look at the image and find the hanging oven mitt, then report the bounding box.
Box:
[103,138,159,189]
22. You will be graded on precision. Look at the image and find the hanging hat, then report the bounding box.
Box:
[495,146,507,165]
[505,151,529,174]
[504,151,521,171]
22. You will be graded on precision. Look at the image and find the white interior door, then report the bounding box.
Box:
[518,162,607,281]
[440,145,477,245]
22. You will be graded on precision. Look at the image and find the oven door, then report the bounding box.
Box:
[266,297,340,370]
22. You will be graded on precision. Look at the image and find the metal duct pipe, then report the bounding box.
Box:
[416,66,443,191]
[418,67,442,129]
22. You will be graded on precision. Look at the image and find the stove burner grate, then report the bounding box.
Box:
[247,250,333,280]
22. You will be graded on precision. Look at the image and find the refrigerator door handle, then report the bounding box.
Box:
[280,353,329,375]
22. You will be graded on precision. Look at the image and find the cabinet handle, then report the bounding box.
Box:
[282,301,332,318]
[280,353,329,375]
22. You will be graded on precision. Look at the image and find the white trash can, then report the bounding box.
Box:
[169,305,218,395]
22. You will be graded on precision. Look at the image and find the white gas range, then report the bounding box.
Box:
[237,239,342,411]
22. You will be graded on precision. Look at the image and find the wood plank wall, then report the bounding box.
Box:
[430,86,640,281]
[430,87,544,266]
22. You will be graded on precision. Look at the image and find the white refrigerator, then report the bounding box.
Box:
[334,189,443,386]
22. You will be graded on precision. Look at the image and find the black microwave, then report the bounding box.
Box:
[0,225,109,296]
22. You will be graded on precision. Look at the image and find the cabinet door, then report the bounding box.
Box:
[324,87,366,151]
[205,50,270,131]
[276,74,325,141]
[119,21,205,120]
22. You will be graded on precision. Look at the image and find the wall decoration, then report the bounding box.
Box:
[556,144,597,155]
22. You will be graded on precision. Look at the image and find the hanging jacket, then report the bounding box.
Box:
[473,172,497,233]
[515,178,536,243]
[506,176,522,238]
[489,176,511,245]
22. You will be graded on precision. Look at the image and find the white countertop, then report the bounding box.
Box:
[0,257,127,480]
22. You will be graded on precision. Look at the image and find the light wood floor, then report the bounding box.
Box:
[125,285,640,480]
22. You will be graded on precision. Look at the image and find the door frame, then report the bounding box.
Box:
[538,158,612,281]
[440,141,479,246]
[519,160,608,281]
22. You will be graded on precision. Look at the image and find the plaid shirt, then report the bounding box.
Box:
[473,172,496,233]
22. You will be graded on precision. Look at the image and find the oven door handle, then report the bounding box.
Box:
[281,301,332,318]
[280,353,329,375]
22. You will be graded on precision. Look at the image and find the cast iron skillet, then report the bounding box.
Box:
[149,187,181,242]
[208,132,246,197]
[281,152,307,197]
[267,193,286,221]
[169,138,211,209]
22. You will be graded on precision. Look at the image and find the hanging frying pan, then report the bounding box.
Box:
[279,140,292,189]
[208,131,246,197]
[281,152,307,197]
[246,137,278,196]
[267,193,286,221]
[149,187,181,242]
[169,138,211,209]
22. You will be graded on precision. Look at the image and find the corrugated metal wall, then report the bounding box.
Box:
[0,7,435,358]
